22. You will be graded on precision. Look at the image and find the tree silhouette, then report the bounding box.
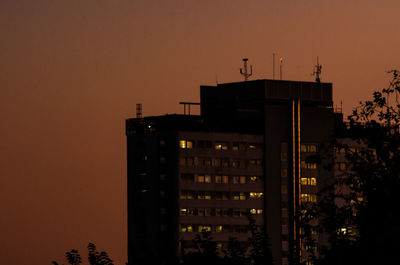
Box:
[52,243,113,265]
[301,70,400,265]
[181,214,273,265]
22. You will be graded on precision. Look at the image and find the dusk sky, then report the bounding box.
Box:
[1,1,399,264]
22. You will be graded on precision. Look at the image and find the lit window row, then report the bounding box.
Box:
[301,144,317,153]
[180,190,264,200]
[179,139,261,151]
[180,224,260,233]
[179,157,262,167]
[301,161,317,169]
[180,174,261,184]
[301,193,317,202]
[179,208,263,216]
[300,177,317,186]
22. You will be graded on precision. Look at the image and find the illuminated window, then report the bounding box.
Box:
[215,175,222,183]
[181,224,193,232]
[301,162,317,169]
[310,177,317,185]
[240,176,246,184]
[232,143,239,151]
[180,208,187,215]
[222,175,229,184]
[249,159,261,165]
[250,208,257,214]
[257,209,263,214]
[250,192,263,198]
[215,225,223,232]
[250,176,259,182]
[301,177,308,185]
[179,140,193,149]
[248,144,257,150]
[233,192,240,200]
[204,175,211,183]
[180,191,194,200]
[301,144,307,153]
[301,177,317,186]
[309,145,317,152]
[197,192,205,200]
[198,225,212,232]
[196,175,205,183]
[179,140,186,149]
[301,193,317,202]
[340,162,347,171]
[204,192,212,200]
[337,227,347,235]
[231,160,239,168]
[239,192,246,200]
[215,142,228,150]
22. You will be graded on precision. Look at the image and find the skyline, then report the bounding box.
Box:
[1,1,400,264]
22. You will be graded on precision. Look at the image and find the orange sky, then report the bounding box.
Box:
[1,1,399,264]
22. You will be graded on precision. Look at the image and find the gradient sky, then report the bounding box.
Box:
[1,0,399,264]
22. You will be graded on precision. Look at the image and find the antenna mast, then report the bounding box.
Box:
[313,56,322,83]
[240,58,253,81]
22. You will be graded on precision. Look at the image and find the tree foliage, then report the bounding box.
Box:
[181,215,273,265]
[302,70,400,265]
[52,243,113,265]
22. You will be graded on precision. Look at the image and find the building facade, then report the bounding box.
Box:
[126,79,336,265]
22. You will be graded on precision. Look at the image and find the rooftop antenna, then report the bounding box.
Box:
[240,58,253,81]
[273,53,275,80]
[312,56,322,83]
[280,57,284,80]
[136,103,142,118]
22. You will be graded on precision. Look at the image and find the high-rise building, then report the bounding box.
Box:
[126,79,336,265]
